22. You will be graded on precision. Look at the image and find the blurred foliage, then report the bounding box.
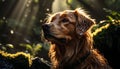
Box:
[92,8,120,31]
[92,9,120,50]
[104,8,120,21]
[20,43,42,57]
[0,50,31,69]
[0,42,50,60]
[92,9,120,69]
[0,50,50,69]
[66,0,120,21]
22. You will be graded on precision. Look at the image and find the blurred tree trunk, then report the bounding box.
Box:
[77,0,107,22]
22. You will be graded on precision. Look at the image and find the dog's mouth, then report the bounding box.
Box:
[43,31,67,43]
[42,24,67,43]
[43,32,56,40]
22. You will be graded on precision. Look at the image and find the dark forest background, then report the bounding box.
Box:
[0,0,120,69]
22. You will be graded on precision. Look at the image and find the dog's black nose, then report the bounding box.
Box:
[42,24,50,33]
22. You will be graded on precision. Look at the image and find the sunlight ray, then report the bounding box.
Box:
[8,0,39,44]
[11,0,28,21]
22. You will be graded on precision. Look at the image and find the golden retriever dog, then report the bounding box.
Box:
[42,8,112,69]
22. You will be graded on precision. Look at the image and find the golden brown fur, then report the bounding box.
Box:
[42,8,112,69]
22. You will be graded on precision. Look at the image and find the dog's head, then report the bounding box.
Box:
[42,8,95,44]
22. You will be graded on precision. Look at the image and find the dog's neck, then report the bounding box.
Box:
[49,33,93,68]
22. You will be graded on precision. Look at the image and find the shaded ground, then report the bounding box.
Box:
[0,51,50,69]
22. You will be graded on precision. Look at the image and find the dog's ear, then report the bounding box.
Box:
[74,8,95,35]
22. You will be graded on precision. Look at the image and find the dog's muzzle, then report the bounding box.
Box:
[42,24,58,39]
[42,24,52,39]
[42,24,50,34]
[42,24,67,43]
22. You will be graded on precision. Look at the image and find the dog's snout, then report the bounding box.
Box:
[42,24,50,30]
[42,24,50,33]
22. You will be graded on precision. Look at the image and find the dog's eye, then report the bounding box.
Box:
[61,18,69,23]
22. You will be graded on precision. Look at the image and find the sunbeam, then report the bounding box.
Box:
[7,0,39,44]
